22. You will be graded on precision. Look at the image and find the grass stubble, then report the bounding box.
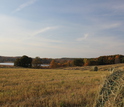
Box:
[0,64,123,107]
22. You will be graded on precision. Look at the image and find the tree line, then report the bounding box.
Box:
[14,54,124,68]
[0,56,19,63]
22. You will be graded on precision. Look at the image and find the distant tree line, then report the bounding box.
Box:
[0,56,19,63]
[13,54,124,68]
[84,54,124,66]
[49,54,124,68]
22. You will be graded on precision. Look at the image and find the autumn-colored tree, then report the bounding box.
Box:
[98,56,107,65]
[57,60,74,67]
[83,58,88,64]
[107,57,115,64]
[66,60,73,67]
[84,59,90,66]
[50,60,57,68]
[62,61,72,67]
[70,60,74,66]
[57,63,62,67]
[115,55,120,64]
[62,62,68,67]
[84,62,90,66]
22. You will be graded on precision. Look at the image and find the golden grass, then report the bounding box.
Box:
[0,68,110,107]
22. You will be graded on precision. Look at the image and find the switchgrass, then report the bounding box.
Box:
[0,68,109,107]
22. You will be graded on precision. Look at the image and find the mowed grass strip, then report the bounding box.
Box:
[0,68,109,107]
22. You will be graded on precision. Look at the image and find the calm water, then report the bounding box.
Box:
[0,63,14,66]
[0,63,49,66]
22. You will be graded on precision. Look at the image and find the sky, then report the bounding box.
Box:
[0,0,124,58]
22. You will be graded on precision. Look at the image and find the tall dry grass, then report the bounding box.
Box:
[0,68,109,107]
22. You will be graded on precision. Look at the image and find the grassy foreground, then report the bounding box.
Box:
[0,68,110,107]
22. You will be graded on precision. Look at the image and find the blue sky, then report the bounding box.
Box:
[0,0,124,58]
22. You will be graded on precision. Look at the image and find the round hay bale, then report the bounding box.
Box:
[91,66,98,71]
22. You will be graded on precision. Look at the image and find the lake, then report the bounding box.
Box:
[0,63,14,66]
[0,63,49,67]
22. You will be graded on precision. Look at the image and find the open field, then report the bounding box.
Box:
[0,64,124,107]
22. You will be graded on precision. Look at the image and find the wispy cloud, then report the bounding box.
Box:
[101,23,121,30]
[76,33,89,41]
[40,38,62,43]
[13,0,37,13]
[0,14,61,46]
[32,27,58,36]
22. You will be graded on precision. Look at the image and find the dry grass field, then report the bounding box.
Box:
[0,64,123,107]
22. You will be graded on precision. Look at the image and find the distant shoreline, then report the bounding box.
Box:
[0,63,50,67]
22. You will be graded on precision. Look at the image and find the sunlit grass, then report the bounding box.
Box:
[0,68,109,107]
